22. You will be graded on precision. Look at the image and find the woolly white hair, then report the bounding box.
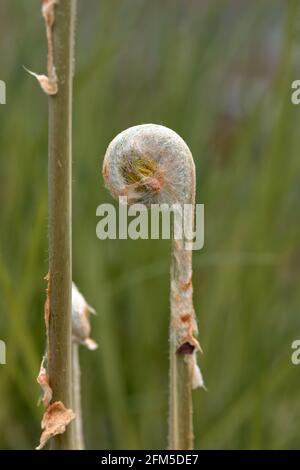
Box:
[103,124,195,207]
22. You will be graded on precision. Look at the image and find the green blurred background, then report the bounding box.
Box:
[0,0,300,450]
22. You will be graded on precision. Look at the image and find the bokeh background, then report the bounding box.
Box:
[0,0,300,450]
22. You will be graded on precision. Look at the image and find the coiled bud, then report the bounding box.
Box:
[102,124,195,207]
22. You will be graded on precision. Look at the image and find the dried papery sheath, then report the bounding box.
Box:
[24,0,58,95]
[72,283,98,350]
[37,355,52,408]
[103,124,204,450]
[36,401,75,450]
[70,283,97,450]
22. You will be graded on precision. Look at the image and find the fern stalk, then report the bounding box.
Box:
[47,0,76,450]
[102,124,203,450]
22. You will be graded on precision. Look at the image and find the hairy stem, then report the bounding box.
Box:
[169,240,194,449]
[168,172,196,450]
[72,343,85,450]
[47,0,76,450]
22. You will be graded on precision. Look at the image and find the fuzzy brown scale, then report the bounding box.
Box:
[180,313,192,323]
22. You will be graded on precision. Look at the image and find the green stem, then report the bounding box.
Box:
[168,241,195,450]
[168,179,196,450]
[72,343,85,450]
[48,0,76,450]
[169,355,193,449]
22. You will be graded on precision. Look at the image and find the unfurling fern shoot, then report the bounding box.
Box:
[102,124,204,450]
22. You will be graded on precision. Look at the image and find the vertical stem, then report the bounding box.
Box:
[169,349,194,449]
[48,0,76,450]
[72,343,85,450]
[168,171,196,450]
[168,243,194,450]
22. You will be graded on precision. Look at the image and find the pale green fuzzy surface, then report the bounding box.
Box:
[104,124,194,206]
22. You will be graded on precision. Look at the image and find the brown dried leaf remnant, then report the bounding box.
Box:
[37,275,52,407]
[25,0,58,95]
[24,68,57,95]
[37,359,52,408]
[36,401,75,450]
